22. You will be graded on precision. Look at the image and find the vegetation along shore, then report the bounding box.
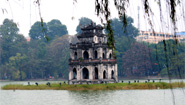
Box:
[2,82,185,90]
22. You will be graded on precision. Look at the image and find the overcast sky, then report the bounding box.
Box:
[0,0,184,37]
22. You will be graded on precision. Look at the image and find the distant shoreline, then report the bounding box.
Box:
[0,78,67,82]
[2,82,185,90]
[0,76,184,82]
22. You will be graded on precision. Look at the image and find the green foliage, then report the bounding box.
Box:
[122,42,152,77]
[47,19,68,40]
[0,18,28,64]
[8,53,28,80]
[29,21,47,40]
[11,70,26,80]
[115,36,136,77]
[104,15,138,77]
[106,20,115,49]
[37,42,47,59]
[160,53,185,78]
[3,82,185,90]
[110,16,139,38]
[79,57,83,62]
[0,19,19,38]
[20,71,27,80]
[47,35,78,78]
[1,16,185,81]
[149,39,185,78]
[0,53,28,80]
[9,53,26,65]
[29,19,68,42]
[11,70,20,80]
[105,15,138,61]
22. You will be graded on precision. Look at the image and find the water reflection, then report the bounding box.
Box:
[68,90,116,105]
[67,89,185,105]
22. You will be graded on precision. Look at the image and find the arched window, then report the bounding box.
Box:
[74,52,77,60]
[109,53,112,59]
[103,53,105,59]
[82,68,89,79]
[73,68,77,79]
[94,36,97,42]
[103,70,107,79]
[94,50,98,59]
[83,51,89,60]
[95,67,98,79]
[104,37,107,43]
[111,70,114,79]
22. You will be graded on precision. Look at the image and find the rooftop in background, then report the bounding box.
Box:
[26,37,30,42]
[135,31,185,44]
[175,32,185,36]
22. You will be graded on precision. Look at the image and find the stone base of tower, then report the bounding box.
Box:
[68,63,118,85]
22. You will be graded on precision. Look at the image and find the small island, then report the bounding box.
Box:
[2,82,185,90]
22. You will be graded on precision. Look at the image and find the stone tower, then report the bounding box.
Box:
[68,23,117,84]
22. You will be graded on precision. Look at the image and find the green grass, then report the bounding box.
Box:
[2,82,185,90]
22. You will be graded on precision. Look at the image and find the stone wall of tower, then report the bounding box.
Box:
[69,64,118,80]
[70,47,113,60]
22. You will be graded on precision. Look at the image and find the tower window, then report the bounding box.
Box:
[109,53,112,59]
[111,70,114,79]
[103,71,107,79]
[82,68,89,79]
[74,52,77,60]
[103,53,105,59]
[95,67,98,79]
[94,50,98,59]
[104,37,107,43]
[83,51,89,60]
[73,68,77,79]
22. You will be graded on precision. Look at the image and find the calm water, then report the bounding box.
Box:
[0,80,185,105]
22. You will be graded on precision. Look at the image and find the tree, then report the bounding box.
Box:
[47,35,78,78]
[0,19,19,40]
[115,36,136,77]
[76,17,95,34]
[111,16,139,38]
[150,40,185,77]
[151,40,178,72]
[160,53,185,78]
[25,40,48,79]
[47,19,68,40]
[0,19,28,64]
[29,20,68,41]
[29,21,47,40]
[0,53,28,80]
[122,42,153,77]
[0,64,12,79]
[0,38,2,65]
[8,53,28,80]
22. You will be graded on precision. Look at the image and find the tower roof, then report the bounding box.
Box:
[77,22,106,38]
[81,22,103,30]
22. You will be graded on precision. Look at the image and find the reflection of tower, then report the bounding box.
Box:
[137,6,140,30]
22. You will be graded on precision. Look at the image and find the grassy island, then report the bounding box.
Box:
[2,82,185,90]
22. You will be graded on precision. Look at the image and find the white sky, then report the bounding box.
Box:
[0,0,184,37]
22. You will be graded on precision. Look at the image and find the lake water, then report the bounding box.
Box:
[0,80,185,105]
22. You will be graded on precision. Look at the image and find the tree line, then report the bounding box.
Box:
[0,16,185,80]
